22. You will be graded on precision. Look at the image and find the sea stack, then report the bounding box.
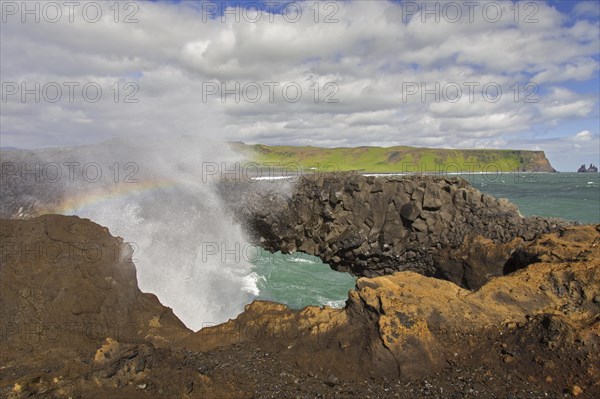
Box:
[578,163,599,172]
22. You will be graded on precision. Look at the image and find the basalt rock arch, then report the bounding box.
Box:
[218,173,568,289]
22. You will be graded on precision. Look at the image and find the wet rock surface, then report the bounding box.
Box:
[218,173,569,289]
[1,216,598,398]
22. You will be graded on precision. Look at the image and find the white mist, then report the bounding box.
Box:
[57,137,257,331]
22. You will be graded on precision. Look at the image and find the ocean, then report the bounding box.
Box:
[468,172,599,225]
[253,172,600,309]
[251,250,356,309]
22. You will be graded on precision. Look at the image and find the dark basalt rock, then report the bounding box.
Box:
[217,172,570,289]
[578,163,598,173]
[400,202,421,221]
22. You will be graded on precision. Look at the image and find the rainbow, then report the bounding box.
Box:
[42,179,178,215]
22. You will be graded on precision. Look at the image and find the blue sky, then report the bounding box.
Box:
[1,0,599,171]
[543,1,599,141]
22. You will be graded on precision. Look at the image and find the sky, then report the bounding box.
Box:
[1,0,599,171]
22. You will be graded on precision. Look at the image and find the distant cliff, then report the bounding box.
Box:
[230,143,557,173]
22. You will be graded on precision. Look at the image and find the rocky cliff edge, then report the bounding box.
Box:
[1,215,598,398]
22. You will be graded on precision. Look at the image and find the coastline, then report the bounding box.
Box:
[1,161,598,398]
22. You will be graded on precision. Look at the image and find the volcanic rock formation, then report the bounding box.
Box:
[578,163,599,173]
[217,173,569,289]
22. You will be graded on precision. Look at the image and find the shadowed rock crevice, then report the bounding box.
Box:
[503,248,541,275]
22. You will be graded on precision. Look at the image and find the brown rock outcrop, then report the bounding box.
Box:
[0,215,190,350]
[0,215,200,398]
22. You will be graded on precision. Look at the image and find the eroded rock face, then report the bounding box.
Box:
[355,225,600,382]
[218,173,568,289]
[0,215,194,398]
[0,215,190,352]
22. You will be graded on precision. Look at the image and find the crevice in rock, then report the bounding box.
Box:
[503,248,541,275]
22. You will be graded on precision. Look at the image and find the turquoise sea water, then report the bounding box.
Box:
[253,172,599,309]
[252,250,356,309]
[468,172,599,224]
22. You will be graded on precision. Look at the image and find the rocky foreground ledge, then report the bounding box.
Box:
[218,173,568,289]
[1,215,599,398]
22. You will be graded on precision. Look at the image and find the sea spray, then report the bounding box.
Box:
[27,137,259,331]
[1,139,361,328]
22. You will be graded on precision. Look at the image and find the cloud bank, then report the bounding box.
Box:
[1,0,598,170]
